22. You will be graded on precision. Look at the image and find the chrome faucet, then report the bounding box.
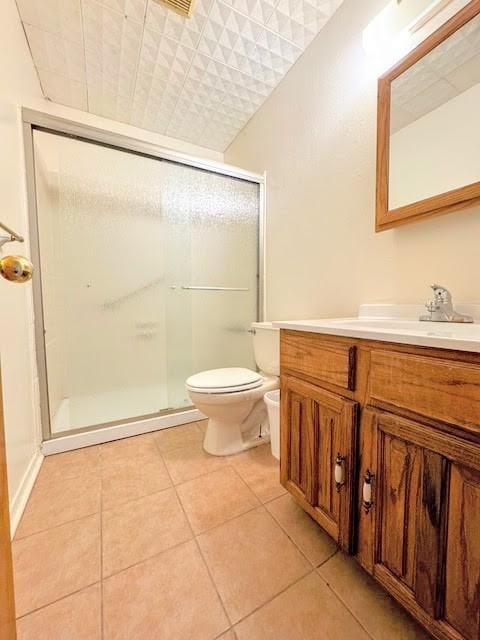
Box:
[419,284,473,323]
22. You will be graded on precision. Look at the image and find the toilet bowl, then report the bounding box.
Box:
[186,322,279,456]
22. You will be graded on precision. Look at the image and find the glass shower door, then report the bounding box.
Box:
[34,130,169,434]
[161,162,260,409]
[32,129,260,438]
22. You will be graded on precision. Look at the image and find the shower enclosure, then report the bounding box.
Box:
[24,111,263,446]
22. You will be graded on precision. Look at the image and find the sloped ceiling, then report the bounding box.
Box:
[16,0,344,151]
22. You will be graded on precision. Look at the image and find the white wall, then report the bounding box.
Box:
[390,81,480,209]
[225,0,480,320]
[0,0,223,512]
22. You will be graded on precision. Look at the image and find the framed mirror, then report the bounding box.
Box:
[376,0,480,231]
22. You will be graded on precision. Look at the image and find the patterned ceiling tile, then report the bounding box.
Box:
[88,88,134,121]
[223,0,276,25]
[24,24,86,81]
[95,0,148,22]
[37,68,88,109]
[139,28,195,76]
[82,0,144,116]
[82,0,144,53]
[145,0,213,48]
[18,0,345,151]
[16,0,84,43]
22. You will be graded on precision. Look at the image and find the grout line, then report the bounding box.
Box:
[315,568,376,640]
[16,439,274,543]
[193,534,232,629]
[15,450,168,542]
[316,548,339,568]
[15,429,294,635]
[13,509,101,544]
[264,503,339,569]
[182,496,262,538]
[213,628,237,640]
[15,581,101,622]
[177,478,314,629]
[101,532,194,581]
[167,458,234,633]
[229,568,316,630]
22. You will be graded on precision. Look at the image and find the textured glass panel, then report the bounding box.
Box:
[33,130,259,436]
[35,130,168,433]
[161,162,259,408]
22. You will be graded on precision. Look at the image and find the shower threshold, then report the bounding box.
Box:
[42,406,205,456]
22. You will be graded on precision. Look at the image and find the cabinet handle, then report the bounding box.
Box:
[335,453,346,492]
[363,469,374,514]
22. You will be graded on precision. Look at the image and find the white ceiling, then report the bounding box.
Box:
[17,0,344,151]
[391,10,480,133]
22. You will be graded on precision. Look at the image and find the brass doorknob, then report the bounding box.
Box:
[0,255,33,283]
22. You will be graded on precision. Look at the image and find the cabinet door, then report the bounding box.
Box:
[361,408,480,640]
[280,375,358,551]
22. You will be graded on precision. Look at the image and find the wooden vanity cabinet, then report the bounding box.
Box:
[280,375,358,551]
[361,408,480,640]
[280,329,480,640]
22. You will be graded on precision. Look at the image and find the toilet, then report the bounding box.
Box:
[186,322,279,456]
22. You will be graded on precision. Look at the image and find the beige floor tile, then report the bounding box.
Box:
[234,571,371,640]
[103,540,229,640]
[101,456,171,510]
[153,422,203,453]
[196,419,208,434]
[102,488,192,577]
[161,442,229,484]
[38,447,101,483]
[13,515,101,617]
[265,493,337,566]
[16,475,101,539]
[318,552,430,640]
[197,507,311,624]
[177,467,260,534]
[16,584,101,640]
[100,434,160,467]
[229,444,286,503]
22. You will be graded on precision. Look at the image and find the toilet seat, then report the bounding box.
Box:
[186,367,263,394]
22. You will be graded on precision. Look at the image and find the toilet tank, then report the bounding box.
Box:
[251,321,279,376]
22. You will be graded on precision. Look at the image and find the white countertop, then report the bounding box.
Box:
[273,304,480,353]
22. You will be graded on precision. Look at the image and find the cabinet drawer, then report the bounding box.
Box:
[369,350,480,431]
[281,331,356,390]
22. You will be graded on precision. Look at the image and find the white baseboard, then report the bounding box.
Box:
[9,450,44,538]
[42,409,205,455]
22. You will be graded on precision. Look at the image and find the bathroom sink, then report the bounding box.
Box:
[329,319,426,331]
[273,304,480,353]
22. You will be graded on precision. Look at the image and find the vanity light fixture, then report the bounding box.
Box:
[409,0,457,32]
[363,0,468,73]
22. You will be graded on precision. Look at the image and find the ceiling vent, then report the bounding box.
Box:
[153,0,195,17]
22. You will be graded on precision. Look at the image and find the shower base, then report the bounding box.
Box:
[44,384,203,455]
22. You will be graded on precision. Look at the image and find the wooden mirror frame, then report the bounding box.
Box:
[375,0,480,232]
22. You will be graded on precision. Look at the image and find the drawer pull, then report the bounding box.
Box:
[363,469,374,513]
[335,453,346,492]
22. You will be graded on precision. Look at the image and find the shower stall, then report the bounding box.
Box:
[24,110,263,450]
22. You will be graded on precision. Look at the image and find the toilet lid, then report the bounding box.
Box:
[186,367,263,393]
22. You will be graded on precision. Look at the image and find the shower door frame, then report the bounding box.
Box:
[22,108,266,452]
